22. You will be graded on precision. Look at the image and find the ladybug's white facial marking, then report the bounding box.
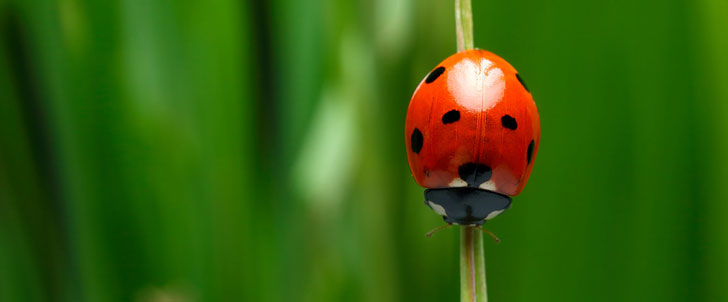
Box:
[479,180,496,192]
[427,201,448,216]
[447,58,505,112]
[485,209,505,220]
[448,178,467,187]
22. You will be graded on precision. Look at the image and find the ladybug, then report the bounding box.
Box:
[405,49,540,226]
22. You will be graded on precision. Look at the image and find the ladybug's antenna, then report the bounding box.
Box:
[475,226,500,243]
[426,223,454,238]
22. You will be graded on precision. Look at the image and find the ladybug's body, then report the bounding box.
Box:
[405,49,540,225]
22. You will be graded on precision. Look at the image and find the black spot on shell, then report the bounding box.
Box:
[516,73,529,92]
[501,115,517,130]
[458,163,492,187]
[411,128,423,154]
[425,66,445,84]
[442,110,461,124]
[527,140,535,164]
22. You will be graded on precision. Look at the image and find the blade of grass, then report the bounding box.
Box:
[455,0,473,52]
[455,0,486,301]
[460,227,487,302]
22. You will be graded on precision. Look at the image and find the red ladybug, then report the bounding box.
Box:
[405,49,540,226]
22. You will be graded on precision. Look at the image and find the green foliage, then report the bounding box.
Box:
[1,0,727,301]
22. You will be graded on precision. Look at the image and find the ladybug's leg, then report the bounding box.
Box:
[475,226,500,243]
[426,223,454,238]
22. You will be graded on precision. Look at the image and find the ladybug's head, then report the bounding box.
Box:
[425,188,511,226]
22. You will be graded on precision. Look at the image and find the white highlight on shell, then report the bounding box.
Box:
[447,57,505,112]
[478,180,496,192]
[448,178,468,187]
[485,209,505,220]
[428,201,447,216]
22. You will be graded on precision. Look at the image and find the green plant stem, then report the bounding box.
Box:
[456,0,484,300]
[460,227,487,302]
[455,0,474,52]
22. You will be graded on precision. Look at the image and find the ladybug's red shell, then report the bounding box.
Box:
[405,49,540,197]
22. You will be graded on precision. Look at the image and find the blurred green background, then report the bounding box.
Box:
[1,0,727,301]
